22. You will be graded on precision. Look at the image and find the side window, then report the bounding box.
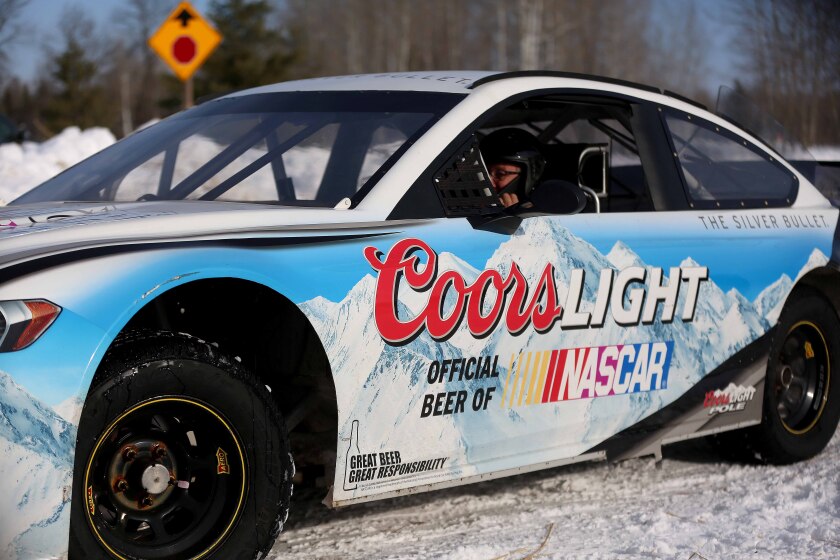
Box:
[430,95,654,217]
[540,116,651,212]
[664,112,798,208]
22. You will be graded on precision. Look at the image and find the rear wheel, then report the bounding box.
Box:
[70,331,292,559]
[752,290,840,463]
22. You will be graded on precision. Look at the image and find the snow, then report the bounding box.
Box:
[272,432,840,559]
[808,146,840,161]
[0,127,116,204]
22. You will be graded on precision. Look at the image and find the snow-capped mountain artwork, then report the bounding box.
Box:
[794,248,829,284]
[300,219,822,500]
[0,370,77,560]
[754,274,793,320]
[606,240,645,269]
[753,248,829,324]
[300,272,467,478]
[53,396,84,425]
[0,371,75,461]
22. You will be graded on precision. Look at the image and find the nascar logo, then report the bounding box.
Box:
[500,341,674,408]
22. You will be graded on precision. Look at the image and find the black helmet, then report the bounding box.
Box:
[480,128,546,197]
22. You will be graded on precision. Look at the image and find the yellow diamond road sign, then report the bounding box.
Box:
[149,1,222,81]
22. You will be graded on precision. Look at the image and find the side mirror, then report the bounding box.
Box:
[517,179,586,216]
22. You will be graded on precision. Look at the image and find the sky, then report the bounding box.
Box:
[8,0,211,81]
[6,0,741,94]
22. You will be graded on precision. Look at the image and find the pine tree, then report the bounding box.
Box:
[194,0,297,97]
[41,36,107,132]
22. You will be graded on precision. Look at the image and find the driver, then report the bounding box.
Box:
[480,128,546,208]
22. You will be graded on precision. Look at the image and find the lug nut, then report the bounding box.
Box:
[114,479,128,493]
[153,444,167,459]
[122,446,137,461]
[140,496,153,508]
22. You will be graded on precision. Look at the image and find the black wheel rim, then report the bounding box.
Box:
[774,321,831,435]
[83,397,246,560]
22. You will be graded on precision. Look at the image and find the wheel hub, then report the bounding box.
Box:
[84,397,246,559]
[779,364,793,388]
[107,439,176,510]
[775,321,830,434]
[142,464,172,495]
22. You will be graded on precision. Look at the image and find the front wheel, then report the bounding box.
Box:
[70,331,292,559]
[752,290,840,464]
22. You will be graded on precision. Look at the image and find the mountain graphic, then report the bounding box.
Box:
[300,220,826,484]
[0,370,76,560]
[753,249,829,324]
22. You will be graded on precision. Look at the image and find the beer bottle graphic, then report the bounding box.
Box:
[343,420,361,491]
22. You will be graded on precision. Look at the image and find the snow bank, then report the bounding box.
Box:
[0,127,116,204]
[809,145,840,161]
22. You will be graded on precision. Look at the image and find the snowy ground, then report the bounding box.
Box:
[272,432,840,559]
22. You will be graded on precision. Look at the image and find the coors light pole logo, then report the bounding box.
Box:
[363,238,709,345]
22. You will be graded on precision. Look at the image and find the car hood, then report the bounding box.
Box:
[0,201,393,270]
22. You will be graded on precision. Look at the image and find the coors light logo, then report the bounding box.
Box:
[364,238,709,345]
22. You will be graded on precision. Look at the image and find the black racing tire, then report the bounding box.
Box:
[751,289,840,464]
[69,331,293,560]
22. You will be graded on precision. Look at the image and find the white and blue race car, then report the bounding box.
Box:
[1,72,838,560]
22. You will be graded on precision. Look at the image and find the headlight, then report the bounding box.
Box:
[0,300,62,351]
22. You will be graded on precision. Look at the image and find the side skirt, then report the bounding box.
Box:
[589,332,772,462]
[326,333,772,508]
[326,451,606,508]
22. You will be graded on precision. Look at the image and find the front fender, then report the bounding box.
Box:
[0,239,376,559]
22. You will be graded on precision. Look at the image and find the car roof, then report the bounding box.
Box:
[222,71,500,96]
[221,70,704,104]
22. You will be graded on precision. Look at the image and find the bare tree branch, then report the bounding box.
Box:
[0,0,31,77]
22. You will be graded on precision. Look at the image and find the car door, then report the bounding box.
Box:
[418,93,696,467]
[368,88,836,481]
[336,91,831,504]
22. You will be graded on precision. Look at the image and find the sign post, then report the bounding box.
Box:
[148,1,222,108]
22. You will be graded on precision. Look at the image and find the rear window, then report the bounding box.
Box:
[665,112,797,208]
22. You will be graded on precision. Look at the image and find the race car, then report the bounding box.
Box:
[1,71,838,560]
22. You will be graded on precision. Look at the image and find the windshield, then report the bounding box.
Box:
[13,91,462,207]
